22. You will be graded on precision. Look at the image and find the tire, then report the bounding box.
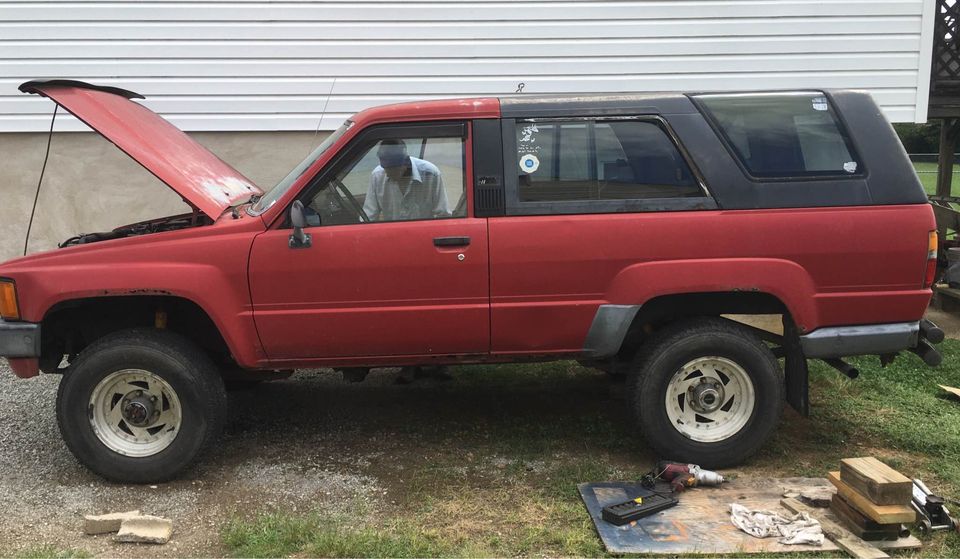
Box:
[56,328,227,483]
[626,317,784,468]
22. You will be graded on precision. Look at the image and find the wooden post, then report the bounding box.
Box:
[937,118,960,198]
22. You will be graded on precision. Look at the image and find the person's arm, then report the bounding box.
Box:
[431,170,451,218]
[363,170,382,220]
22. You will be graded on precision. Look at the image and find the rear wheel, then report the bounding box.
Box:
[627,317,783,468]
[56,329,227,483]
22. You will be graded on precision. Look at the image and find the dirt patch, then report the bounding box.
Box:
[925,308,960,340]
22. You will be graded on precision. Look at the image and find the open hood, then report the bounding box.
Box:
[19,80,262,220]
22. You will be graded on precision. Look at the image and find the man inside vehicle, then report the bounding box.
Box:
[336,140,452,385]
[362,139,451,222]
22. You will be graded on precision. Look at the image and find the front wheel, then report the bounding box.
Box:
[56,329,227,483]
[627,317,784,468]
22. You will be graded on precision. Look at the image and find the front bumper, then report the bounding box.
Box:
[799,320,943,365]
[0,317,41,358]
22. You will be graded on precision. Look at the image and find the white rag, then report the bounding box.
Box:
[729,503,824,546]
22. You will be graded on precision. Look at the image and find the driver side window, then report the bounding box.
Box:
[307,131,467,226]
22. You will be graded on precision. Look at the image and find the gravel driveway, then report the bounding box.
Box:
[0,362,387,557]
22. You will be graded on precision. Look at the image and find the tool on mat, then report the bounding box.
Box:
[601,492,679,525]
[911,478,959,534]
[641,460,725,493]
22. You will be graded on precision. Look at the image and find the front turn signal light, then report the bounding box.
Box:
[0,280,20,321]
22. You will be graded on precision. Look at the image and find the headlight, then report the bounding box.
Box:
[0,280,20,321]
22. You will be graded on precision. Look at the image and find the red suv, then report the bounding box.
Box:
[0,80,944,482]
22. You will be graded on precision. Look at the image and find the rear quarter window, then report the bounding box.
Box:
[515,118,703,202]
[695,92,862,179]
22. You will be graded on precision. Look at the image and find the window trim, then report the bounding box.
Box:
[502,115,715,216]
[690,90,867,183]
[288,121,469,228]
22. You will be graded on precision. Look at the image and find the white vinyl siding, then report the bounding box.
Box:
[0,0,935,132]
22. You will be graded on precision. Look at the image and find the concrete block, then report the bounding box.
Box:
[114,515,173,544]
[83,510,141,535]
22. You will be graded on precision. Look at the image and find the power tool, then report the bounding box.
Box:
[645,461,725,493]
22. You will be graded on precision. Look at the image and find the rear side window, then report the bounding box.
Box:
[696,92,861,179]
[515,119,702,202]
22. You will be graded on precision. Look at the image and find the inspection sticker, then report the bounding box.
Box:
[519,154,540,173]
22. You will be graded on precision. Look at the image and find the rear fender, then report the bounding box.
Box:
[604,258,818,332]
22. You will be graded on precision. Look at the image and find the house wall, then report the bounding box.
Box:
[0,0,937,131]
[0,131,318,261]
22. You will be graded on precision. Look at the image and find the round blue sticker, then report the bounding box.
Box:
[519,154,540,173]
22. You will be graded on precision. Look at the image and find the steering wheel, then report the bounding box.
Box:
[333,180,370,223]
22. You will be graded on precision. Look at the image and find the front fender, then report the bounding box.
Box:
[0,229,264,368]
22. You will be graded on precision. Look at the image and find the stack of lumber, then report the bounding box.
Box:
[827,457,915,541]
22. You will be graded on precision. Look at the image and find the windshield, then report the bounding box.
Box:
[250,120,354,214]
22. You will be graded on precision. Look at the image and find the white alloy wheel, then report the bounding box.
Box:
[89,369,182,457]
[664,356,755,442]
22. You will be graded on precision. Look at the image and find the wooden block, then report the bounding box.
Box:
[839,458,912,505]
[872,535,923,551]
[831,496,905,541]
[830,495,898,532]
[781,497,889,559]
[828,472,916,524]
[799,486,835,508]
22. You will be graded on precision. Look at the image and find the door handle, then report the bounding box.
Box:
[433,236,471,247]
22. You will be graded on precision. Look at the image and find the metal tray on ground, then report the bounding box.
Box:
[578,478,921,555]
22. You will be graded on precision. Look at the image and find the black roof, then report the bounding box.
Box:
[498,93,694,118]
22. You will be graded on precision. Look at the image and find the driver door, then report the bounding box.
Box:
[248,122,490,361]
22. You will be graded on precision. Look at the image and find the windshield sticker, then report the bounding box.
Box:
[811,97,829,111]
[519,154,540,174]
[843,161,858,173]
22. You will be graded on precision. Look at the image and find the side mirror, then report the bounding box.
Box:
[289,200,312,249]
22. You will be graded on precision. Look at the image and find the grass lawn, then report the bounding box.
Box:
[221,343,960,558]
[914,161,940,196]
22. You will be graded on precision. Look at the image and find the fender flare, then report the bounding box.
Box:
[583,258,818,358]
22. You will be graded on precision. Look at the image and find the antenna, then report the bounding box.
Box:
[23,104,58,256]
[309,77,338,154]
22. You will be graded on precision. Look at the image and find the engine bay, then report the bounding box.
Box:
[59,211,213,248]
